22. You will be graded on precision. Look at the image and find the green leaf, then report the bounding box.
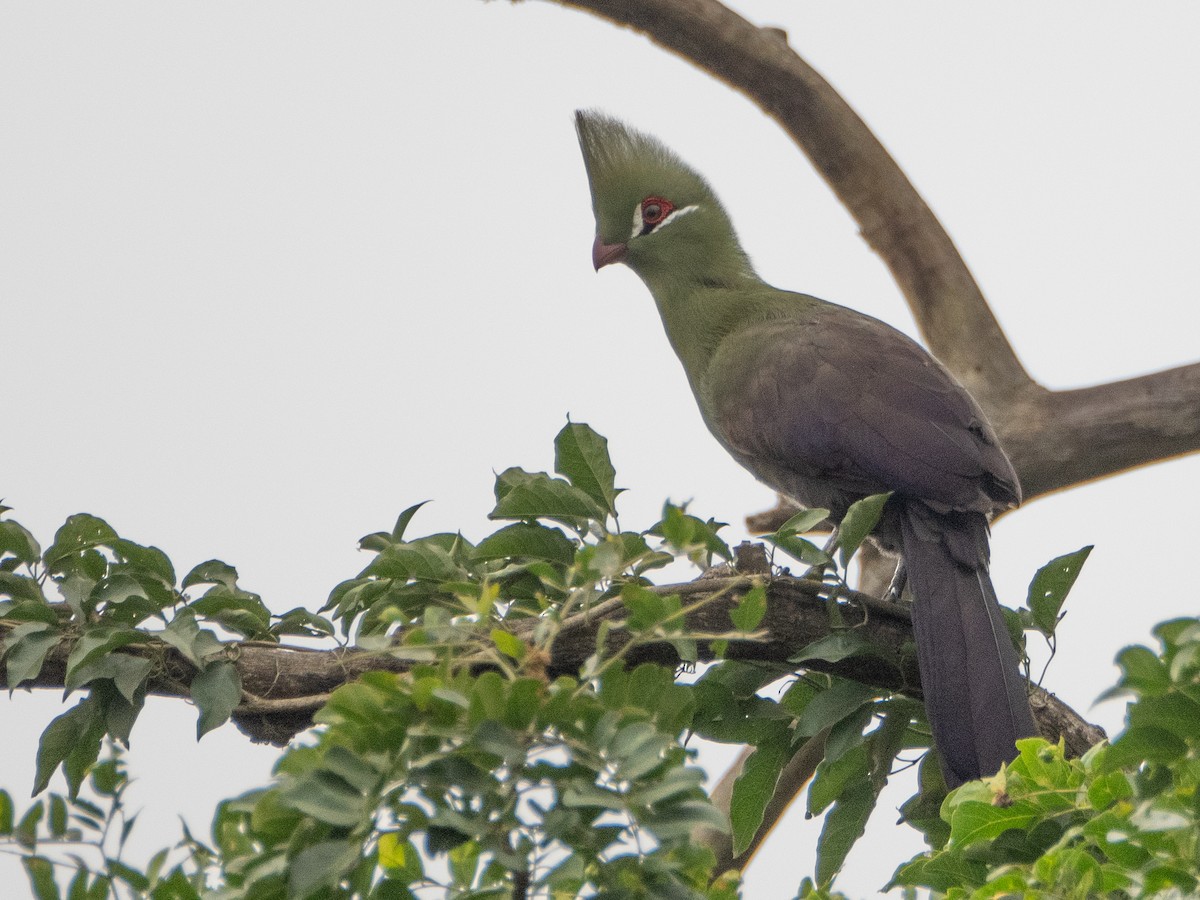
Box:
[1027,546,1092,635]
[187,592,272,640]
[816,779,876,886]
[16,802,43,849]
[181,560,239,592]
[791,631,890,666]
[490,629,525,661]
[392,502,430,542]
[836,493,891,567]
[628,766,706,808]
[288,839,359,897]
[110,539,176,586]
[473,522,577,565]
[768,508,834,566]
[34,698,98,795]
[280,771,368,827]
[621,584,676,632]
[1104,725,1187,769]
[90,574,154,619]
[159,610,223,669]
[808,744,870,816]
[1129,692,1200,742]
[948,799,1040,844]
[270,607,336,638]
[0,789,12,834]
[448,839,482,888]
[1114,645,1170,697]
[106,859,149,892]
[64,652,152,703]
[652,504,731,566]
[888,852,988,894]
[554,421,621,517]
[192,660,242,738]
[776,508,831,537]
[0,519,42,565]
[729,584,767,632]
[65,625,144,686]
[48,794,67,837]
[44,514,118,574]
[490,467,608,525]
[794,679,878,739]
[765,532,831,567]
[23,856,60,900]
[4,623,61,689]
[729,739,789,855]
[0,571,46,603]
[823,704,873,761]
[378,833,424,881]
[367,541,464,583]
[322,746,383,795]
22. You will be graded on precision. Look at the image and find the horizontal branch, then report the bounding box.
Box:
[1004,362,1200,500]
[2,566,1102,753]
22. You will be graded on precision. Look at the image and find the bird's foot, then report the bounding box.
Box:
[883,560,908,603]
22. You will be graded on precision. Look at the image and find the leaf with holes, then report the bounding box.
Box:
[1027,546,1092,636]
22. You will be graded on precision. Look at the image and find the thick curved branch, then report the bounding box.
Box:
[1004,362,1200,500]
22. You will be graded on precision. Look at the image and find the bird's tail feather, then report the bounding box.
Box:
[900,508,1038,788]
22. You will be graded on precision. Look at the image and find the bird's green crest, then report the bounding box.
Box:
[575,110,749,282]
[575,111,709,240]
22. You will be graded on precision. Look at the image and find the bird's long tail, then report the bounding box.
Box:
[899,505,1038,788]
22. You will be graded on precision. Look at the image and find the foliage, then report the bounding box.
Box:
[890,617,1200,899]
[0,745,205,898]
[0,426,1131,900]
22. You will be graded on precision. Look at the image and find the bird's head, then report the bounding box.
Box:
[575,110,751,285]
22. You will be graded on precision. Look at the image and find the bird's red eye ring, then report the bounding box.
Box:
[641,196,674,227]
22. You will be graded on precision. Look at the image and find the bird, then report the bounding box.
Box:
[575,110,1037,788]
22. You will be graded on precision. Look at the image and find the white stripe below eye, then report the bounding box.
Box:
[629,204,700,239]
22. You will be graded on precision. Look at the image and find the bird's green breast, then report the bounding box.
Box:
[643,280,820,409]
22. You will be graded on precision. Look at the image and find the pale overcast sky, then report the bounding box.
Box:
[3,3,1199,897]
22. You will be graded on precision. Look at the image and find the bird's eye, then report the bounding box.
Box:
[641,196,674,227]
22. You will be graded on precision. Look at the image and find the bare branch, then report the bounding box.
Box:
[1003,362,1200,499]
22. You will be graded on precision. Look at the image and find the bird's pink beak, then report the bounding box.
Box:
[592,236,627,270]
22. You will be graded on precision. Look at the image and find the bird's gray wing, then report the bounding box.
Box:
[703,301,1019,514]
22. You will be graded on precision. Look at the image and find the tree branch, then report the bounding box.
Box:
[1,574,1102,751]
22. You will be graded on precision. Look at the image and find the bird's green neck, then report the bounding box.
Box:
[634,256,769,385]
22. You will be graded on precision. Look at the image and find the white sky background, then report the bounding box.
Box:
[3,2,1200,897]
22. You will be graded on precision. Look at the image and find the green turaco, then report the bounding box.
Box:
[575,110,1037,788]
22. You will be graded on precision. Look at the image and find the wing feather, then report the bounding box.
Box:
[702,299,1017,515]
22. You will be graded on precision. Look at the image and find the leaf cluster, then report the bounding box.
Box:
[892,617,1200,899]
[0,426,1108,898]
